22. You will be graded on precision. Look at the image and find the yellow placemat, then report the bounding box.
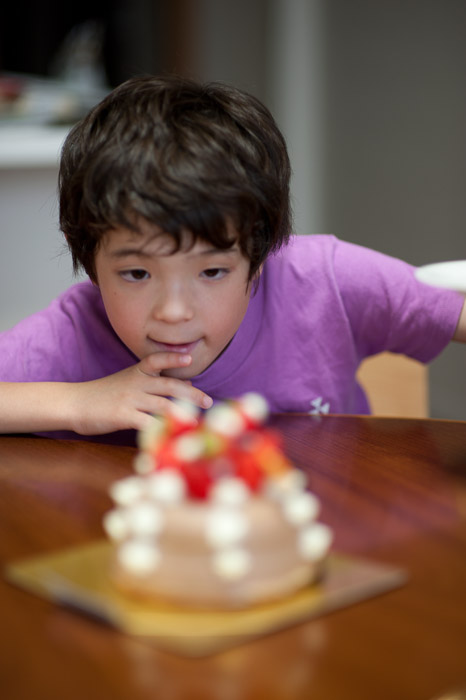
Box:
[4,541,406,657]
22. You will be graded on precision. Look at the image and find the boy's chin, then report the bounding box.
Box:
[161,354,218,380]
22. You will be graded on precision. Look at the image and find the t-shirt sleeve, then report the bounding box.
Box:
[0,282,136,383]
[332,239,464,363]
[0,302,79,382]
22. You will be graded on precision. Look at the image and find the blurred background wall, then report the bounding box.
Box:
[1,0,465,417]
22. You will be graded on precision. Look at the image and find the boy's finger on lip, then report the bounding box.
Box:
[175,353,192,365]
[143,352,192,370]
[163,351,192,366]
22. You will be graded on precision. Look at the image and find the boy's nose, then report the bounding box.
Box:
[152,286,194,323]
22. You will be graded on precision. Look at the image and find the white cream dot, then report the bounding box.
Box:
[282,491,320,526]
[133,453,154,475]
[297,523,333,561]
[173,433,205,461]
[118,540,160,576]
[110,476,146,506]
[210,477,250,506]
[146,469,186,504]
[168,399,200,423]
[102,509,128,541]
[264,469,308,500]
[205,508,249,548]
[204,404,246,437]
[238,392,269,422]
[137,417,165,451]
[212,548,252,580]
[125,502,164,536]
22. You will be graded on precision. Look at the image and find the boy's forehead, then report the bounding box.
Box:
[102,226,181,257]
[100,222,240,258]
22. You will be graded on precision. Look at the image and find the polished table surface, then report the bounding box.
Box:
[1,415,465,700]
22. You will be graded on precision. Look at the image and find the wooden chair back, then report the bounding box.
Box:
[357,352,428,418]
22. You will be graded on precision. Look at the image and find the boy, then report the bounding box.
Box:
[0,75,465,442]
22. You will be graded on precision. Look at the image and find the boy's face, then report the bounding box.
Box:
[94,219,253,378]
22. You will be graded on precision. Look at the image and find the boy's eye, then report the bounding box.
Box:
[201,267,228,280]
[120,269,149,282]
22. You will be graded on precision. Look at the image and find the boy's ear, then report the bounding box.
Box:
[253,263,264,280]
[249,263,264,294]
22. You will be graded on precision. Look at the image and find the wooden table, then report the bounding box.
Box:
[1,415,465,700]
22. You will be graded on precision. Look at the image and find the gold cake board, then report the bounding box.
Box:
[5,540,406,657]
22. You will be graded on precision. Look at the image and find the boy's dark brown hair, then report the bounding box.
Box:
[59,75,292,281]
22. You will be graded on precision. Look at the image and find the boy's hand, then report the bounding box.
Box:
[71,352,212,435]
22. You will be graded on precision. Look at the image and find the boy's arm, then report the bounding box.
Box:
[0,381,81,433]
[452,299,466,343]
[0,352,212,436]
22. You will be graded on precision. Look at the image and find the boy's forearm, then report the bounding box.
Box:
[0,382,78,434]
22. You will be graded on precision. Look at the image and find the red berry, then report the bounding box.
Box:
[233,451,264,492]
[180,460,212,499]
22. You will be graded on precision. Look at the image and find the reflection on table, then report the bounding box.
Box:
[1,414,465,700]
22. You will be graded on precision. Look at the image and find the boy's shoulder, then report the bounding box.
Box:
[50,280,107,321]
[273,233,339,261]
[282,233,336,252]
[266,234,339,276]
[263,235,417,303]
[270,234,406,276]
[3,280,108,341]
[55,279,102,304]
[0,280,133,384]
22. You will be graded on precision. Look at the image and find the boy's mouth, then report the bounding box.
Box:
[151,340,200,354]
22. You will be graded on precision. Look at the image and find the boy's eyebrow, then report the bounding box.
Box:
[108,244,240,259]
[191,246,240,257]
[108,246,151,259]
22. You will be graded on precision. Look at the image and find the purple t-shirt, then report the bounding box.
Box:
[0,235,462,440]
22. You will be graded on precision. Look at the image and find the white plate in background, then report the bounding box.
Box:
[415,260,466,293]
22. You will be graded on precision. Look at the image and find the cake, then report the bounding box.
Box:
[103,393,333,609]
